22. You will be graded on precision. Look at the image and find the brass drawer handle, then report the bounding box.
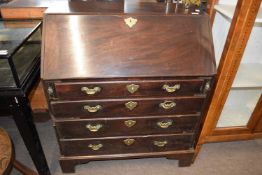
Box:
[88,143,103,151]
[159,101,176,110]
[81,86,101,95]
[154,140,168,147]
[124,120,136,127]
[125,101,138,110]
[126,84,139,94]
[157,121,173,129]
[162,84,180,93]
[83,105,102,113]
[86,124,103,132]
[123,138,135,146]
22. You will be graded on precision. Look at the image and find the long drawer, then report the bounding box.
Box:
[55,114,199,138]
[51,97,205,118]
[52,79,205,100]
[59,133,194,156]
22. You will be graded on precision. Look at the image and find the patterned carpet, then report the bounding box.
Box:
[0,116,262,175]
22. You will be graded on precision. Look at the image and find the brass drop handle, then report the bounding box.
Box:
[123,138,135,146]
[154,140,168,147]
[88,143,103,151]
[159,101,176,110]
[83,105,102,113]
[157,121,173,129]
[86,124,103,132]
[162,84,180,93]
[126,84,140,94]
[124,120,136,127]
[81,86,101,95]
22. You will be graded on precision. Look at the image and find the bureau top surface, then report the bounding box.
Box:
[41,12,216,80]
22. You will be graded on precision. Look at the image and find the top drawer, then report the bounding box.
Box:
[50,79,206,100]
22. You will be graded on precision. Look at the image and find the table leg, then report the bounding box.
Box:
[11,96,51,175]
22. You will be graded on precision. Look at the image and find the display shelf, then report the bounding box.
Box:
[232,63,262,88]
[217,89,261,127]
[214,4,262,23]
[213,4,262,89]
[217,104,251,127]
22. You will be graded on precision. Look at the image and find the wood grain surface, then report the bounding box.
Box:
[50,96,205,118]
[0,128,12,175]
[42,14,216,79]
[55,114,199,138]
[59,133,194,156]
[53,79,206,100]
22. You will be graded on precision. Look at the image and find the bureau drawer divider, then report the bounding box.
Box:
[53,113,200,122]
[59,133,194,141]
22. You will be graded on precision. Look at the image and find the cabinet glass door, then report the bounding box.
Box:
[212,0,262,128]
[216,23,262,127]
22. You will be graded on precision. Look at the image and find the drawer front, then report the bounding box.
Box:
[53,79,205,100]
[59,134,194,156]
[51,97,205,118]
[55,114,199,139]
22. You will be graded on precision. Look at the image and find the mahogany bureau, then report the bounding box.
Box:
[41,1,216,173]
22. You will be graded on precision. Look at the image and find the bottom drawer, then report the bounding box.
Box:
[59,133,194,156]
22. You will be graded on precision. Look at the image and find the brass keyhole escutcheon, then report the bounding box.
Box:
[126,84,139,94]
[123,138,135,146]
[124,120,136,128]
[88,143,103,151]
[125,101,138,110]
[124,17,138,28]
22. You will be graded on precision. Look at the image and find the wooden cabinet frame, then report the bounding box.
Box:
[207,0,219,25]
[194,0,262,160]
[207,95,262,142]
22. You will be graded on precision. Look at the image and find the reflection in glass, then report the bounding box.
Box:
[217,89,261,127]
[12,28,41,84]
[0,21,41,88]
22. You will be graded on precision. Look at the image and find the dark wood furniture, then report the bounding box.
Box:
[0,128,38,175]
[0,0,63,119]
[0,20,50,175]
[0,0,208,122]
[41,1,216,173]
[0,0,67,19]
[0,128,12,175]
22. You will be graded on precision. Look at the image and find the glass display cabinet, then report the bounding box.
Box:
[0,20,41,89]
[196,0,262,145]
[0,20,50,175]
[192,0,261,161]
[210,0,262,139]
